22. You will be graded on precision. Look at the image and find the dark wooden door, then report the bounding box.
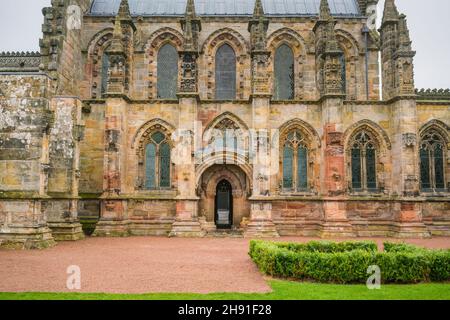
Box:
[215,180,233,229]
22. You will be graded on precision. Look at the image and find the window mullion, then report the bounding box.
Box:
[362,148,367,191]
[293,146,298,191]
[156,145,160,188]
[430,148,436,191]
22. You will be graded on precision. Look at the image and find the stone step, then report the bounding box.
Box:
[206,229,244,238]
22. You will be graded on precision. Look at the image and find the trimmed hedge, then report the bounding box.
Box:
[384,241,450,282]
[249,240,450,284]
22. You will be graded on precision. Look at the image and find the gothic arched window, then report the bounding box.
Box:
[207,118,240,155]
[350,131,377,191]
[100,51,110,96]
[274,44,294,100]
[145,131,171,189]
[282,131,308,191]
[420,130,446,191]
[215,44,236,100]
[157,44,178,99]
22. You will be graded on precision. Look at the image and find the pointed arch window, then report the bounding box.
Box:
[282,131,308,191]
[157,43,178,99]
[145,131,171,189]
[274,44,295,100]
[100,51,110,96]
[208,118,240,155]
[350,131,377,191]
[420,130,446,191]
[215,44,236,100]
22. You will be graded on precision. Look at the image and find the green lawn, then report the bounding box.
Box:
[1,280,449,300]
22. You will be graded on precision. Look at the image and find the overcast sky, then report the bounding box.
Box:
[0,0,449,89]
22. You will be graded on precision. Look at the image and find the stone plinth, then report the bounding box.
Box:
[320,201,355,238]
[93,199,130,237]
[244,201,279,238]
[169,199,205,237]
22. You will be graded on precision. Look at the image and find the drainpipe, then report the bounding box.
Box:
[362,25,370,101]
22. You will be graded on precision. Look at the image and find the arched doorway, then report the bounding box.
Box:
[197,164,251,230]
[215,180,233,229]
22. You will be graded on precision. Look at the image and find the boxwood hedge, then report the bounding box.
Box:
[249,240,450,284]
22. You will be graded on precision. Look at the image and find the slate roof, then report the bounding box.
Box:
[89,0,361,17]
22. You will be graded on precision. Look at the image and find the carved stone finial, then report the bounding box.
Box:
[185,0,196,17]
[118,0,132,20]
[108,15,125,54]
[381,0,399,27]
[181,0,201,52]
[319,0,332,21]
[253,0,264,17]
[248,0,269,52]
[398,14,413,52]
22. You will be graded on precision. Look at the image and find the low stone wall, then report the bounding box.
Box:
[272,199,449,238]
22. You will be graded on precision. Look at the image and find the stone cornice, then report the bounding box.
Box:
[416,88,450,101]
[0,51,41,73]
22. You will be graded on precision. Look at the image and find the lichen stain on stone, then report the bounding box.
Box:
[50,102,74,159]
[0,105,15,130]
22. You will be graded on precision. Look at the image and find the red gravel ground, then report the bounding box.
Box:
[0,236,449,294]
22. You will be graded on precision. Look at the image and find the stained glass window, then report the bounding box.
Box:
[101,52,109,96]
[283,145,294,189]
[215,44,236,100]
[282,131,308,191]
[351,148,362,190]
[144,131,171,189]
[159,142,171,188]
[209,118,240,155]
[434,145,445,189]
[350,131,377,191]
[420,130,446,191]
[274,44,294,100]
[366,146,377,190]
[145,143,156,189]
[297,146,308,190]
[157,44,178,99]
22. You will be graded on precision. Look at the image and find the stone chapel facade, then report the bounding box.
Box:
[0,0,449,248]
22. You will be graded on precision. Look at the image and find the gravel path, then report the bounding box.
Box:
[0,236,449,294]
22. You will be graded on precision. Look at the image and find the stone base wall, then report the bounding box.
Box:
[1,198,449,245]
[0,200,56,249]
[271,199,448,238]
[93,199,177,237]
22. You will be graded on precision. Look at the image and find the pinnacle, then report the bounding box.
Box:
[253,0,265,17]
[118,0,132,20]
[319,0,332,20]
[382,0,400,26]
[185,0,197,17]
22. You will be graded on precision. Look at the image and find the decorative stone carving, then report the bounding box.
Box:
[180,53,198,93]
[404,175,419,197]
[313,0,345,97]
[0,52,41,72]
[106,129,119,152]
[402,133,417,147]
[327,132,343,146]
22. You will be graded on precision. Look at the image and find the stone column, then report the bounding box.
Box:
[93,97,130,237]
[244,96,279,238]
[169,95,205,237]
[320,98,354,238]
[313,1,354,237]
[391,98,429,237]
[0,73,56,249]
[46,97,84,241]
